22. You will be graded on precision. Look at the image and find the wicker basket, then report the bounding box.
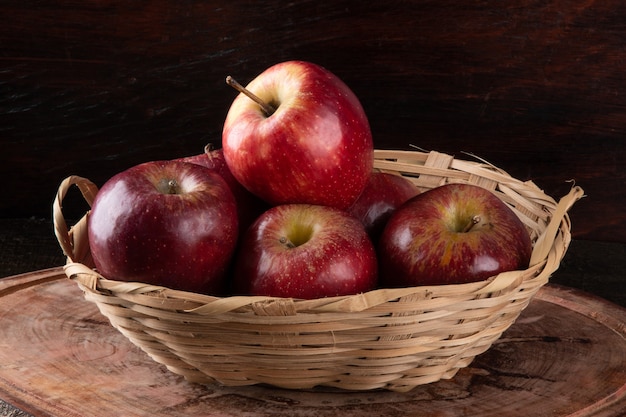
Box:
[53,149,584,393]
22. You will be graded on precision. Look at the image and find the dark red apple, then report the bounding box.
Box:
[87,160,238,294]
[378,183,532,287]
[177,144,268,233]
[233,204,378,299]
[222,60,374,210]
[348,171,420,241]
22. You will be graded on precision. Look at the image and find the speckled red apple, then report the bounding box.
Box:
[88,160,238,294]
[177,145,268,234]
[222,60,374,210]
[233,204,378,299]
[378,183,532,286]
[348,171,420,242]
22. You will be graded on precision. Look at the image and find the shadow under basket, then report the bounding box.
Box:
[53,149,584,393]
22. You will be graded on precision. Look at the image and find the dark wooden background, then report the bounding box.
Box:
[2,0,625,242]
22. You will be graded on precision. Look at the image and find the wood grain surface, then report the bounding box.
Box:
[1,268,625,417]
[1,1,625,242]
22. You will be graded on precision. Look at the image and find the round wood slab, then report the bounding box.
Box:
[1,268,625,417]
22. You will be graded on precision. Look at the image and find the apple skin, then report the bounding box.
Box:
[176,145,269,233]
[87,160,238,294]
[348,171,420,242]
[222,60,374,210]
[233,204,378,299]
[378,183,532,287]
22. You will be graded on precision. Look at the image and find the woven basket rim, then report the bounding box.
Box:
[63,261,545,315]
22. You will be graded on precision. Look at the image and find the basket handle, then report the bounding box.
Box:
[53,175,99,264]
[530,185,584,266]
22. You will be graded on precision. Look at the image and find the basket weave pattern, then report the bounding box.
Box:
[53,150,583,392]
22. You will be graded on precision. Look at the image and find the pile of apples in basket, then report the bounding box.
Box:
[87,60,533,298]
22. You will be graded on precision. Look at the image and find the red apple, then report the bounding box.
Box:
[233,204,378,299]
[177,144,268,233]
[378,183,532,287]
[222,60,374,210]
[348,171,420,242]
[87,160,238,294]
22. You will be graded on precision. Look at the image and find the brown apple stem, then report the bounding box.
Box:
[226,76,276,117]
[203,142,215,154]
[167,179,179,194]
[279,236,296,249]
[462,215,481,233]
[157,178,180,195]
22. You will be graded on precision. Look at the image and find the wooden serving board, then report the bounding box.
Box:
[1,268,625,417]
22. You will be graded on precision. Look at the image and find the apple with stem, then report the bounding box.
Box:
[348,171,420,242]
[222,60,374,210]
[233,204,378,299]
[378,183,532,287]
[88,160,238,294]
